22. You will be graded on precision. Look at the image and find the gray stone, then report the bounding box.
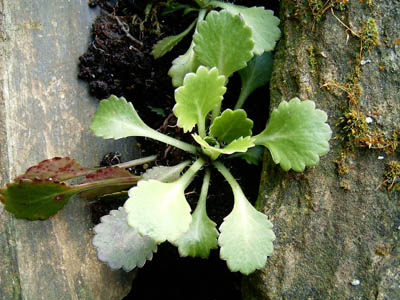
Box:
[243,0,400,299]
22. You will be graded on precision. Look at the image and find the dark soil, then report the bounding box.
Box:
[78,1,279,299]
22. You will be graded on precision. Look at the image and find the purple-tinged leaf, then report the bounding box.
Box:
[15,157,92,181]
[79,166,140,199]
[82,166,135,183]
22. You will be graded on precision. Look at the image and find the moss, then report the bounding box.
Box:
[309,0,325,21]
[337,109,368,149]
[333,0,348,11]
[335,151,350,175]
[357,128,399,154]
[337,107,399,155]
[375,244,392,256]
[361,18,379,53]
[308,0,348,22]
[306,45,318,77]
[382,161,400,191]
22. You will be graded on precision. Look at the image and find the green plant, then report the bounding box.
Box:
[0,2,332,275]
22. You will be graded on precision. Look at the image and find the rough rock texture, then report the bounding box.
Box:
[243,0,400,299]
[0,1,136,299]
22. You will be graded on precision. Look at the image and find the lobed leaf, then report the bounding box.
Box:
[90,95,152,139]
[212,2,281,55]
[151,20,196,59]
[142,161,191,183]
[0,179,74,220]
[173,170,218,258]
[173,66,226,133]
[213,161,275,275]
[193,10,254,77]
[254,98,332,171]
[218,192,275,274]
[168,42,200,87]
[124,180,192,243]
[15,157,91,181]
[193,134,255,160]
[210,109,253,144]
[93,207,157,272]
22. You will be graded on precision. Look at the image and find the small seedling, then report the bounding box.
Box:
[0,3,332,275]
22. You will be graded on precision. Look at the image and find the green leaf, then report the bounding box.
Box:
[213,161,275,275]
[0,179,74,220]
[218,193,275,274]
[235,51,273,109]
[254,98,332,171]
[15,157,92,181]
[151,20,196,59]
[124,158,205,243]
[93,207,157,272]
[192,134,255,160]
[147,105,167,117]
[210,109,253,144]
[90,95,152,140]
[125,180,192,243]
[162,2,197,16]
[173,170,218,258]
[173,66,226,135]
[90,95,199,154]
[211,2,281,55]
[168,42,200,88]
[142,161,191,183]
[229,145,264,165]
[193,10,254,77]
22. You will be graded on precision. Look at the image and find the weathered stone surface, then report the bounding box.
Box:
[0,1,136,299]
[243,1,400,299]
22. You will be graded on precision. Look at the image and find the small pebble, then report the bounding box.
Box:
[351,279,360,286]
[361,59,371,65]
[366,116,373,123]
[378,156,384,160]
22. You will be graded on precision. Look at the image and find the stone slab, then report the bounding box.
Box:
[0,1,136,299]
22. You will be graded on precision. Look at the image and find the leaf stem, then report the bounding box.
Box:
[196,168,211,211]
[147,129,199,155]
[114,155,157,169]
[234,86,251,110]
[72,176,141,195]
[212,161,243,199]
[197,111,207,138]
[197,8,207,22]
[178,157,206,188]
[79,155,158,177]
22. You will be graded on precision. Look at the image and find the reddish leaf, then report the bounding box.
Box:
[82,166,134,183]
[15,157,91,181]
[79,166,139,199]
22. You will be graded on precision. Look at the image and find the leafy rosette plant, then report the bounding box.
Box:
[0,4,332,275]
